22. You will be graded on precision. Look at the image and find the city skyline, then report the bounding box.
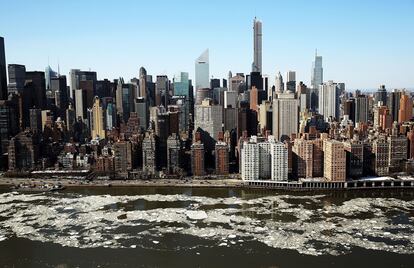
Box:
[0,0,413,89]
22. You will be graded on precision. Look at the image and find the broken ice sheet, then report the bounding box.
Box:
[0,192,413,255]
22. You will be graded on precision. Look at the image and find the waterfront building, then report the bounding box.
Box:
[8,130,39,171]
[142,127,157,175]
[113,140,133,174]
[241,135,287,181]
[371,137,389,176]
[167,134,182,175]
[215,138,229,175]
[343,140,364,178]
[323,140,346,181]
[191,132,205,176]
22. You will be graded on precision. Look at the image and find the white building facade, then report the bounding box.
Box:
[241,135,288,181]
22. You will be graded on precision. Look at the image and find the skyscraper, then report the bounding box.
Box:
[286,71,296,92]
[0,37,7,100]
[195,49,209,91]
[318,80,341,120]
[275,71,284,93]
[91,97,106,139]
[252,17,262,73]
[7,64,26,94]
[139,67,147,98]
[45,65,57,90]
[311,51,323,90]
[272,90,299,141]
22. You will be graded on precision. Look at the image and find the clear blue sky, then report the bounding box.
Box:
[0,0,413,89]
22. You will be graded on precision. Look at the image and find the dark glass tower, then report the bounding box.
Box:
[0,37,7,100]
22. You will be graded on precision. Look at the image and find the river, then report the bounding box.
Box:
[0,186,413,267]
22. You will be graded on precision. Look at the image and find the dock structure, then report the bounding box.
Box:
[245,178,414,190]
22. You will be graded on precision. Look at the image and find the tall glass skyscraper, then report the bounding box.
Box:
[195,49,209,91]
[45,65,57,90]
[311,51,323,89]
[173,72,190,97]
[252,17,262,74]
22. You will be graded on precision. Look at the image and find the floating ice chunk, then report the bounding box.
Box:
[0,236,6,241]
[152,240,159,244]
[130,245,136,248]
[218,242,227,246]
[185,210,208,220]
[228,234,236,239]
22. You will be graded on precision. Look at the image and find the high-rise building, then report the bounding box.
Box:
[167,134,182,175]
[69,69,97,100]
[29,108,42,133]
[74,88,87,120]
[311,51,323,90]
[323,140,346,182]
[7,64,26,94]
[195,49,209,91]
[387,90,402,122]
[142,127,157,174]
[8,130,40,171]
[318,80,341,120]
[275,71,284,93]
[286,71,296,92]
[229,73,245,92]
[292,138,314,178]
[375,85,387,106]
[258,100,272,133]
[91,97,106,139]
[45,65,57,90]
[194,98,223,151]
[398,92,413,123]
[371,137,389,176]
[191,132,205,176]
[173,72,190,97]
[25,71,46,110]
[215,139,229,175]
[0,37,7,100]
[241,135,287,181]
[272,90,299,141]
[113,140,133,174]
[156,75,168,107]
[139,67,147,98]
[50,75,68,111]
[354,95,369,124]
[343,140,364,178]
[252,17,262,73]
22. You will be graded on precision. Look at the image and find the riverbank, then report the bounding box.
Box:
[0,177,243,189]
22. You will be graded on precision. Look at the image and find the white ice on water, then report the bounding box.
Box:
[0,191,413,256]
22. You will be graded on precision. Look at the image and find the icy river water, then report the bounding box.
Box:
[0,186,414,267]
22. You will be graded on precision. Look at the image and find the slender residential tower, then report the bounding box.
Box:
[252,17,262,74]
[0,37,7,100]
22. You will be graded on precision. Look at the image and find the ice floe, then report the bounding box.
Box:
[0,192,413,256]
